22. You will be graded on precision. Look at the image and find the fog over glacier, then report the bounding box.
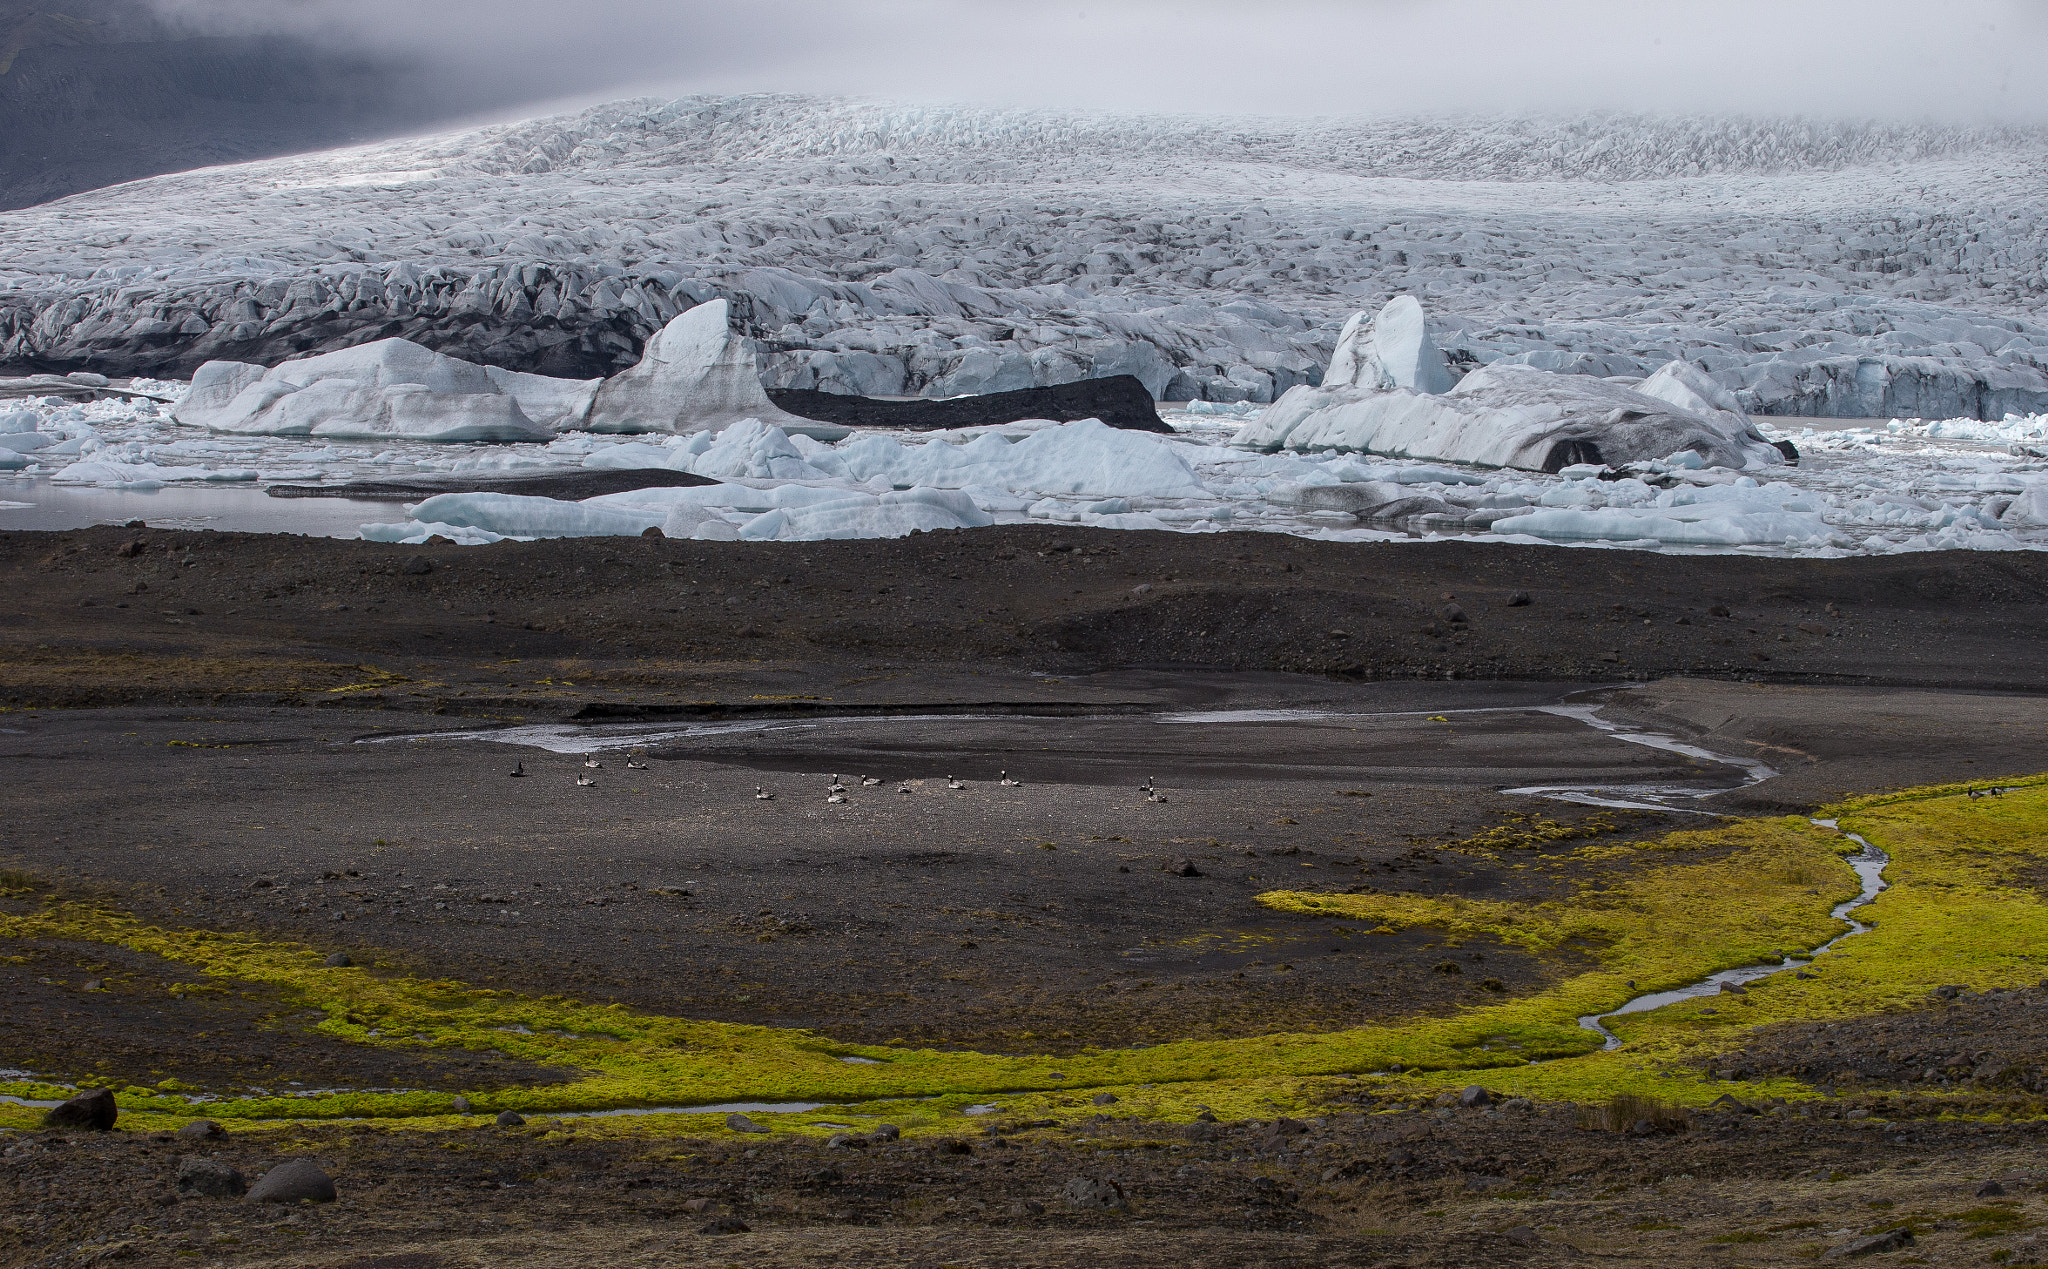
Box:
[139,0,2048,121]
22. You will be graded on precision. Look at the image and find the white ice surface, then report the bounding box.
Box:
[7,97,2048,418]
[5,386,2048,556]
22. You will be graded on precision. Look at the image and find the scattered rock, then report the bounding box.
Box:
[640,525,665,539]
[825,1133,867,1150]
[43,1089,117,1131]
[323,952,352,967]
[1719,981,1748,995]
[807,1166,843,1183]
[1505,591,1532,606]
[698,1216,750,1235]
[1504,1225,1540,1247]
[1500,1097,1534,1113]
[1131,584,1153,596]
[1442,604,1467,623]
[1824,1228,1913,1258]
[935,1139,974,1156]
[1165,859,1203,877]
[246,1159,337,1204]
[681,1197,718,1214]
[402,557,434,575]
[1458,1085,1491,1109]
[80,979,103,991]
[174,1157,247,1199]
[176,1120,226,1142]
[1062,1176,1130,1212]
[1185,1122,1222,1142]
[870,1123,901,1142]
[1010,1199,1046,1217]
[1709,1094,1756,1114]
[1388,1147,1417,1166]
[495,1111,525,1127]
[1933,984,1967,1000]
[1092,1093,1119,1106]
[725,1113,768,1134]
[1977,1179,2007,1196]
[450,1096,471,1114]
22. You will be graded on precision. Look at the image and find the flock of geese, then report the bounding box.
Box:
[511,754,1171,803]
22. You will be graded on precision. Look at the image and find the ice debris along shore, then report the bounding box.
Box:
[5,387,2048,555]
[1236,297,1789,473]
[6,96,2048,420]
[172,300,849,444]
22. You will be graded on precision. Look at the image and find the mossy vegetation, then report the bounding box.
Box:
[4,776,2047,1135]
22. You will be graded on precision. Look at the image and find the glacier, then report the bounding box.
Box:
[1,95,2046,420]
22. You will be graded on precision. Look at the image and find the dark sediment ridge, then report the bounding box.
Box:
[266,469,717,502]
[771,375,1170,434]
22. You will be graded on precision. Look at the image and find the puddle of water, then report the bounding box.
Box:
[0,1094,61,1109]
[0,478,411,537]
[838,1056,884,1065]
[1575,819,1890,1049]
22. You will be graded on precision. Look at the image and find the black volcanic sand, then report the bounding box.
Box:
[9,1091,2048,1268]
[6,524,2048,1265]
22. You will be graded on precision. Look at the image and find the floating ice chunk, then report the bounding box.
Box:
[738,486,993,541]
[404,492,665,538]
[1999,483,2048,526]
[1500,506,1845,547]
[671,418,834,481]
[1325,296,1453,394]
[358,519,513,546]
[585,299,848,440]
[0,431,59,452]
[51,460,259,486]
[827,418,1206,498]
[1274,481,1461,521]
[0,448,26,470]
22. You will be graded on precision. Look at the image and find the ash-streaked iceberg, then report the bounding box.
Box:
[1234,298,1785,473]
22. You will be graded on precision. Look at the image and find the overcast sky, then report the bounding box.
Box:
[149,0,2048,122]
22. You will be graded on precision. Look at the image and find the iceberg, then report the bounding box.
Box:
[1234,298,1785,473]
[585,299,848,440]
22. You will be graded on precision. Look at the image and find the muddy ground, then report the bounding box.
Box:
[5,525,2048,1266]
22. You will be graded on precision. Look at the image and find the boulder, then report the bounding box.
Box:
[245,1159,337,1203]
[1062,1176,1130,1211]
[176,1120,226,1141]
[586,299,846,440]
[42,1088,117,1131]
[175,1157,247,1199]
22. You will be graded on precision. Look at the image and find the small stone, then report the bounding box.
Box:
[450,1096,471,1114]
[726,1113,768,1134]
[495,1111,525,1127]
[935,1138,973,1156]
[80,979,103,992]
[1010,1199,1045,1217]
[681,1197,718,1214]
[1933,984,1966,1000]
[808,1166,843,1183]
[1719,981,1748,995]
[1708,1094,1755,1114]
[1504,1225,1539,1247]
[1505,591,1531,607]
[640,525,665,538]
[1977,1180,2007,1197]
[176,1120,226,1142]
[1458,1085,1491,1109]
[825,1133,867,1149]
[1708,604,1731,617]
[1131,584,1153,596]
[698,1216,750,1235]
[1165,859,1203,878]
[323,953,352,968]
[870,1123,901,1142]
[1062,1176,1130,1211]
[175,1157,247,1199]
[43,1088,117,1132]
[1092,1093,1118,1106]
[1824,1228,1913,1258]
[402,557,434,575]
[1500,1097,1533,1113]
[1441,604,1466,623]
[1185,1122,1221,1142]
[1387,1147,1417,1166]
[245,1159,337,1204]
